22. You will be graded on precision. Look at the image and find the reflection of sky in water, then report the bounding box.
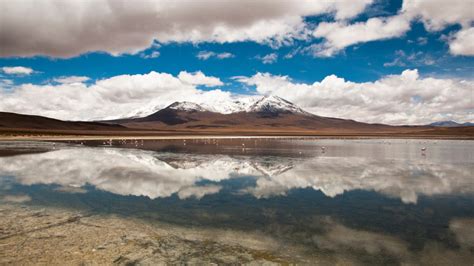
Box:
[1,140,473,203]
[0,139,473,264]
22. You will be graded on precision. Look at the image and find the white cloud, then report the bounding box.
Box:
[312,15,411,57]
[0,0,472,58]
[1,69,472,125]
[3,145,473,205]
[0,0,375,58]
[308,0,474,57]
[448,27,474,56]
[197,51,235,60]
[53,76,90,84]
[402,0,474,31]
[259,53,278,64]
[1,66,34,75]
[177,71,223,87]
[0,71,228,120]
[400,0,474,56]
[236,69,474,125]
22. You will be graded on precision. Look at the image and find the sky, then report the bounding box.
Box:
[0,0,473,125]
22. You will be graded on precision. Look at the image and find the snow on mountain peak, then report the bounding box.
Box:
[200,96,258,114]
[167,101,208,112]
[124,95,311,119]
[245,95,307,114]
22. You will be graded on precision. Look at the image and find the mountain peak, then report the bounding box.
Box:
[167,101,208,112]
[124,96,311,119]
[246,95,308,115]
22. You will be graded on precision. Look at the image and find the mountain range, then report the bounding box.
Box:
[1,95,473,137]
[110,95,395,132]
[429,121,474,127]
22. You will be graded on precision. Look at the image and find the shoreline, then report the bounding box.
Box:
[1,134,474,141]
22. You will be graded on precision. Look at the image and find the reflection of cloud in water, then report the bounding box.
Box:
[177,185,222,200]
[248,157,474,203]
[450,218,474,249]
[312,218,412,263]
[0,146,472,203]
[1,194,31,203]
[310,217,474,265]
[0,148,252,199]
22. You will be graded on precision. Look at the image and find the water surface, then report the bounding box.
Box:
[1,139,473,264]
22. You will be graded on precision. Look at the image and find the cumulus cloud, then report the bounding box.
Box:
[177,71,223,87]
[0,71,228,120]
[309,0,474,57]
[236,69,474,125]
[402,0,473,31]
[197,51,234,60]
[53,76,90,84]
[312,15,411,57]
[1,0,473,58]
[401,0,474,56]
[1,68,472,124]
[0,0,374,58]
[1,66,34,75]
[448,27,474,56]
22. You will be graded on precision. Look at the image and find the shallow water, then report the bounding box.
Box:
[1,139,473,264]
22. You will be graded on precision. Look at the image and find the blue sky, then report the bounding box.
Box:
[1,21,472,85]
[0,0,473,124]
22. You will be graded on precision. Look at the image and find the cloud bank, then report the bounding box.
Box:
[1,144,472,204]
[0,71,229,121]
[237,69,474,125]
[0,0,373,58]
[0,69,472,124]
[1,0,472,57]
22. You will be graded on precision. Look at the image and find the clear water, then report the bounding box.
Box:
[1,139,473,264]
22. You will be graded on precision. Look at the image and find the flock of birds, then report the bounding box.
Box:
[58,138,431,157]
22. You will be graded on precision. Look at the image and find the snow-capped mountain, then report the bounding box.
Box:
[167,101,208,112]
[245,95,308,115]
[202,96,259,114]
[127,101,208,118]
[158,154,295,177]
[126,95,311,118]
[202,95,308,115]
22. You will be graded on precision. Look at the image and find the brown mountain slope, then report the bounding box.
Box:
[0,112,125,131]
[117,107,400,133]
[111,102,474,137]
[1,110,473,138]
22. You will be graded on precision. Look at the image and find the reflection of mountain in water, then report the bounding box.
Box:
[0,145,473,203]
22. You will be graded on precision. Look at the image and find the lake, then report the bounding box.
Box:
[0,138,473,264]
